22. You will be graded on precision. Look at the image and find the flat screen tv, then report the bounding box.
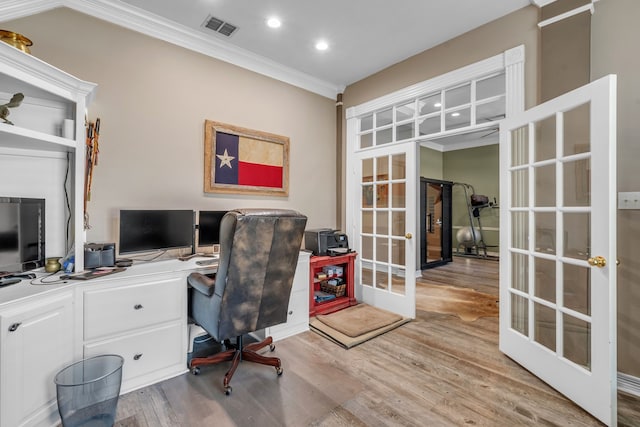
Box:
[197,210,228,246]
[0,197,45,273]
[118,210,195,255]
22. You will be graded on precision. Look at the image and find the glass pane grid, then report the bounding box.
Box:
[356,73,506,145]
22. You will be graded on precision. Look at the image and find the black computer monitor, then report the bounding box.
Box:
[119,209,195,255]
[0,197,45,273]
[198,210,228,246]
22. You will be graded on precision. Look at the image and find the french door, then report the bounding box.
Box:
[499,75,617,425]
[352,142,417,319]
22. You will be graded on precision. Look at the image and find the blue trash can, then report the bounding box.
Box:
[54,354,124,427]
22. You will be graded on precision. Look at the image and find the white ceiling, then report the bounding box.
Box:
[119,0,531,90]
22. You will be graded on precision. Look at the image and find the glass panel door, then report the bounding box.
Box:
[499,76,616,426]
[357,142,416,318]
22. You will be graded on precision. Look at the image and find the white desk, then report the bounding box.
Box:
[0,253,309,427]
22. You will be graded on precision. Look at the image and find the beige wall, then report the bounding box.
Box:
[6,8,337,247]
[343,6,539,110]
[592,0,640,376]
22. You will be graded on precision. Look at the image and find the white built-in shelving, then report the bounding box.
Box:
[0,41,97,271]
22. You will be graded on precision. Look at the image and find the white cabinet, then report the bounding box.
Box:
[81,274,187,393]
[266,251,311,341]
[0,292,74,427]
[0,41,96,271]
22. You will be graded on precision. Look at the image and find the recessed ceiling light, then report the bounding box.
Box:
[315,40,329,51]
[434,102,442,107]
[266,17,281,28]
[451,112,461,117]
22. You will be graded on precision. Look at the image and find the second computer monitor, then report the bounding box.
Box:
[198,210,228,247]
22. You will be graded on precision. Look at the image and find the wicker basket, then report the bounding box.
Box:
[320,281,346,297]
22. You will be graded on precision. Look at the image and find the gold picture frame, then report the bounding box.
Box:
[204,120,289,196]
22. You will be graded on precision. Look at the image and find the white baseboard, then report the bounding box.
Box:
[618,372,640,397]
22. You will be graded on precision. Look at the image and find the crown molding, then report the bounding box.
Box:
[0,0,63,21]
[0,0,342,99]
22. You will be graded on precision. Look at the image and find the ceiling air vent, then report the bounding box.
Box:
[203,15,238,37]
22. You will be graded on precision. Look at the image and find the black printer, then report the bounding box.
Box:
[304,228,349,256]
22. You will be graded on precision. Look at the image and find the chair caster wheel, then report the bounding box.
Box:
[269,343,276,352]
[224,385,232,395]
[276,366,283,376]
[190,366,200,375]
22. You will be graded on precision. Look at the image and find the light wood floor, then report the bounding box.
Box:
[112,257,640,427]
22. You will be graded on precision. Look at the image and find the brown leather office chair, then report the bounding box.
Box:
[187,209,307,395]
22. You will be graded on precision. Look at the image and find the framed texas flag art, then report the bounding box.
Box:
[203,120,289,196]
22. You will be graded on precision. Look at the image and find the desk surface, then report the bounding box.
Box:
[0,256,218,308]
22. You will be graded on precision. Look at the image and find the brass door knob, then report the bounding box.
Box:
[405,233,412,239]
[587,256,607,268]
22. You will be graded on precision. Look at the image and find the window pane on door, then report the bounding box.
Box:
[563,263,590,316]
[511,252,528,292]
[511,126,529,166]
[534,302,556,351]
[535,164,556,207]
[511,212,528,250]
[392,154,406,179]
[511,169,528,207]
[362,211,373,234]
[563,158,590,207]
[392,183,406,208]
[534,257,556,303]
[376,211,388,235]
[392,211,405,237]
[563,314,591,370]
[376,237,389,263]
[535,115,556,162]
[563,212,590,260]
[564,102,590,156]
[511,293,529,336]
[535,212,556,255]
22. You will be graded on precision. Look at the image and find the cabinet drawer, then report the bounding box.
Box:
[84,322,183,383]
[84,277,183,340]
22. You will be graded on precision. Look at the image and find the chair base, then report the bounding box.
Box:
[189,335,282,394]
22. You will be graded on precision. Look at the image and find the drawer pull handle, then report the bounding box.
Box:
[8,322,21,332]
[134,304,144,310]
[133,353,143,361]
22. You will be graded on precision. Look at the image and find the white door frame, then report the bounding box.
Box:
[345,46,525,317]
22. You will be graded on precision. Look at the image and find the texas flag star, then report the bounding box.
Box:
[216,148,235,169]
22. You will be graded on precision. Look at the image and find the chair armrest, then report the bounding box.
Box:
[187,272,216,296]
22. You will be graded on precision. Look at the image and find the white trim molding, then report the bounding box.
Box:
[538,4,594,28]
[0,0,342,99]
[618,372,640,397]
